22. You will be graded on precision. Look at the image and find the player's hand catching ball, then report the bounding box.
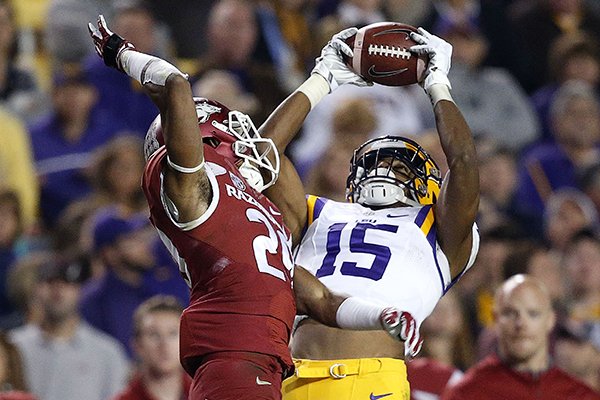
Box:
[409,27,453,93]
[380,308,424,359]
[312,27,372,92]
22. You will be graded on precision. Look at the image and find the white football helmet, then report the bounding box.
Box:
[144,97,280,192]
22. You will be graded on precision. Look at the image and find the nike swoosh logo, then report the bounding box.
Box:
[368,66,409,78]
[386,214,408,218]
[256,376,272,386]
[370,393,393,400]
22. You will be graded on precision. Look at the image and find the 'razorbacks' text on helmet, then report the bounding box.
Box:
[346,136,442,207]
[144,97,280,192]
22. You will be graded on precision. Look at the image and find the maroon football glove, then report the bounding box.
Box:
[87,14,134,70]
[380,308,424,359]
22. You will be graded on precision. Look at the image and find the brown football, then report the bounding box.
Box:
[343,22,428,87]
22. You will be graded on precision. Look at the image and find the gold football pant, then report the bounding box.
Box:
[282,358,409,400]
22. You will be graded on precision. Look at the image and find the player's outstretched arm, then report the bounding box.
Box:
[88,15,210,221]
[410,28,479,278]
[261,28,371,245]
[294,266,423,359]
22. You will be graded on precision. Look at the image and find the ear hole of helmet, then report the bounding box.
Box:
[202,137,220,148]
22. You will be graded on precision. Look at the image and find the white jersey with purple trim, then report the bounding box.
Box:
[295,195,479,326]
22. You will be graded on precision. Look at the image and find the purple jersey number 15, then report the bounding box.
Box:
[315,222,398,281]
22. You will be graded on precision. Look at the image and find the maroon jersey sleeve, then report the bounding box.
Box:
[142,146,296,375]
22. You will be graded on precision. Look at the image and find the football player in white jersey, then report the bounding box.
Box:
[258,27,480,399]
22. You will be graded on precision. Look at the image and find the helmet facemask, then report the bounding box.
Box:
[346,136,442,207]
[227,110,280,192]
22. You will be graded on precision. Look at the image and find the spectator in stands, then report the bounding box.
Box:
[45,0,135,66]
[254,0,312,91]
[438,22,539,152]
[514,80,600,235]
[0,331,35,398]
[9,256,129,400]
[192,0,287,125]
[28,68,126,229]
[420,0,528,88]
[80,207,188,357]
[192,69,260,121]
[321,0,387,28]
[553,323,600,393]
[85,134,147,215]
[0,108,39,229]
[531,32,600,142]
[476,140,522,233]
[509,0,600,93]
[419,290,475,371]
[3,252,51,329]
[83,3,164,136]
[144,0,216,59]
[384,0,432,26]
[543,188,599,251]
[113,296,191,400]
[582,163,600,215]
[407,291,470,400]
[562,230,600,347]
[0,191,24,329]
[521,244,566,309]
[441,274,600,399]
[456,224,525,340]
[52,135,147,268]
[0,0,43,124]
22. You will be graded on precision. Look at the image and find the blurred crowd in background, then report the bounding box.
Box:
[1,0,600,399]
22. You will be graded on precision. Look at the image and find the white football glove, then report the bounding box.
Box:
[312,27,372,92]
[380,308,424,359]
[409,27,452,93]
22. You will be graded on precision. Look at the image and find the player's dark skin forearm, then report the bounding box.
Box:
[260,92,311,152]
[260,92,312,246]
[143,75,211,221]
[294,265,346,328]
[433,100,479,277]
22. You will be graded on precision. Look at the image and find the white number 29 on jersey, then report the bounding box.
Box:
[246,208,294,282]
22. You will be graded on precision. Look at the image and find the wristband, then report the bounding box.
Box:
[335,297,385,330]
[296,74,330,110]
[103,34,128,68]
[167,156,205,173]
[428,84,454,107]
[120,50,188,86]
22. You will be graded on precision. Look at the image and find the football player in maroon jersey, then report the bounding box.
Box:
[88,16,422,400]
